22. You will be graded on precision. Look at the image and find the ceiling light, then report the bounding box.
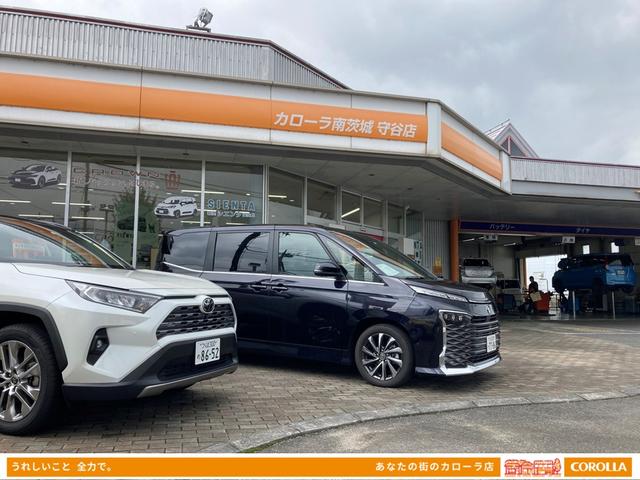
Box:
[268,194,287,199]
[52,202,92,206]
[462,237,476,243]
[341,207,360,218]
[0,199,31,203]
[18,214,54,218]
[503,242,517,247]
[180,220,201,225]
[71,216,104,221]
[225,222,246,226]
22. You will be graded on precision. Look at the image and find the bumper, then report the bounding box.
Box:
[62,333,238,401]
[461,276,497,285]
[416,355,501,376]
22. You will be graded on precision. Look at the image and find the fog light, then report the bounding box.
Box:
[87,328,109,365]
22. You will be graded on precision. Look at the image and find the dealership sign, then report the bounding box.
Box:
[460,221,640,237]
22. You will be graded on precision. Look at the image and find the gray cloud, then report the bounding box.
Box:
[10,0,640,164]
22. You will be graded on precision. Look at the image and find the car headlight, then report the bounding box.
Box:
[439,310,472,323]
[67,281,161,313]
[409,285,468,303]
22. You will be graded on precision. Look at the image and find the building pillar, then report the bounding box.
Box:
[450,218,460,282]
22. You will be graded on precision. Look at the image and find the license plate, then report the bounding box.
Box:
[617,269,625,275]
[194,338,220,365]
[14,178,20,183]
[486,334,498,353]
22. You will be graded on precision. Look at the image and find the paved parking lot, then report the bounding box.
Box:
[2,317,640,453]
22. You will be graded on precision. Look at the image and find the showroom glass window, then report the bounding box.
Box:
[269,169,303,224]
[363,197,383,228]
[205,162,263,228]
[341,191,361,223]
[307,180,336,221]
[0,148,67,224]
[135,157,203,269]
[68,153,137,264]
[388,204,404,235]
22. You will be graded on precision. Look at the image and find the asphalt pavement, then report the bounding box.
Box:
[263,397,640,453]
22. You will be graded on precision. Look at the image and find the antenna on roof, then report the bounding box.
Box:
[187,8,213,32]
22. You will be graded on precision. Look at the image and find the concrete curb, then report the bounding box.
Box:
[199,387,640,453]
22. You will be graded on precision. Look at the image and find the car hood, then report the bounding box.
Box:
[11,170,37,176]
[403,277,492,303]
[13,264,227,297]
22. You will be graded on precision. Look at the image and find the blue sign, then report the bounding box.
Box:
[460,221,640,238]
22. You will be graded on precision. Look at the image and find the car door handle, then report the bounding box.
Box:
[271,284,288,292]
[249,283,269,291]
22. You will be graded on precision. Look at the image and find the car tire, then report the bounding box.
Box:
[0,324,62,435]
[56,175,62,184]
[354,324,414,388]
[37,176,45,188]
[174,210,180,218]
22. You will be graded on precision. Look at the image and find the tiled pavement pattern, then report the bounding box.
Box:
[2,318,640,453]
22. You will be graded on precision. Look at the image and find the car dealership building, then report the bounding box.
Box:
[2,6,640,300]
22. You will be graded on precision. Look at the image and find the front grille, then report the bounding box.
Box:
[156,303,235,339]
[444,314,500,368]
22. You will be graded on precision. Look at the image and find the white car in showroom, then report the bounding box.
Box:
[0,216,237,435]
[8,164,63,189]
[154,196,198,218]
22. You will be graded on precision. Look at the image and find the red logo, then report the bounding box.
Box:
[504,458,561,477]
[165,170,181,191]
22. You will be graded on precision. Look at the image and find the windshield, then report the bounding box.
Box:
[464,258,491,267]
[25,165,45,172]
[165,199,181,204]
[332,231,438,280]
[0,218,132,269]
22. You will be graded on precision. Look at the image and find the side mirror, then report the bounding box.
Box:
[314,262,344,278]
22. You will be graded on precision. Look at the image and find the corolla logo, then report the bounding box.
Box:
[200,297,216,314]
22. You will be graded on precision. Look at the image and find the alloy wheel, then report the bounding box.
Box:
[0,341,41,422]
[361,332,403,381]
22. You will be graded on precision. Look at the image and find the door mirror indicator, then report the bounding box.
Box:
[314,262,344,278]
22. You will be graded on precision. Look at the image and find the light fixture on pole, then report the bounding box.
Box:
[187,8,213,32]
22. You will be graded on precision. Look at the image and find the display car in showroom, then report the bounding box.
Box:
[8,164,63,189]
[154,196,198,218]
[157,225,501,388]
[459,258,497,288]
[552,253,636,293]
[0,216,237,435]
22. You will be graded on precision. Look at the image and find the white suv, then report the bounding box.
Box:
[0,216,238,435]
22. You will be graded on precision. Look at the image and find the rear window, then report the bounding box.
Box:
[608,255,633,267]
[214,231,270,273]
[463,259,490,267]
[161,231,209,271]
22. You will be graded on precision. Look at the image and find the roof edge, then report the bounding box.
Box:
[0,5,349,90]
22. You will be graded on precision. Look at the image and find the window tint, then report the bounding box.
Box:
[464,258,490,267]
[323,237,378,282]
[214,232,270,273]
[162,231,209,271]
[278,232,331,276]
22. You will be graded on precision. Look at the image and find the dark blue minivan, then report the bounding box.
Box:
[157,225,500,387]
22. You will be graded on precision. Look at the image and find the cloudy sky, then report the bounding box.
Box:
[11,0,640,164]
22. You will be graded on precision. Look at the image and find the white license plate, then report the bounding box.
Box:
[617,269,625,275]
[14,178,20,182]
[486,334,498,353]
[194,338,220,365]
